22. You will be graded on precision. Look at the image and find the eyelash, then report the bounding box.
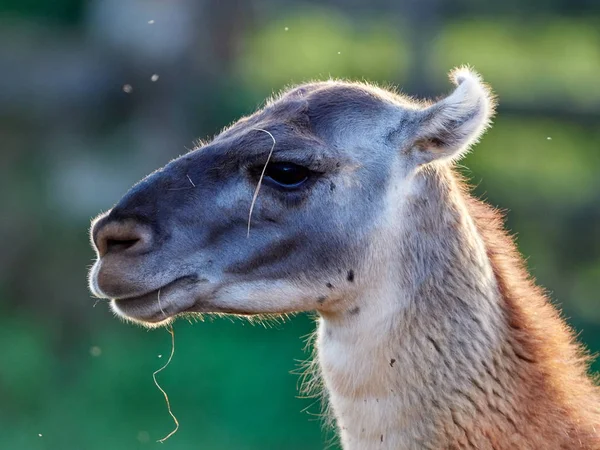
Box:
[246,157,332,192]
[260,162,311,189]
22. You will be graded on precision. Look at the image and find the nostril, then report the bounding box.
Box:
[106,238,140,253]
[92,215,153,258]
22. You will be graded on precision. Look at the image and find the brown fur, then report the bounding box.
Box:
[458,174,600,448]
[318,165,600,449]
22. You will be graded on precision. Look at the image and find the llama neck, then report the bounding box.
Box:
[316,167,598,450]
[318,167,504,449]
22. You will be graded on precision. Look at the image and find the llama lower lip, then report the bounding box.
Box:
[112,275,202,323]
[112,276,189,302]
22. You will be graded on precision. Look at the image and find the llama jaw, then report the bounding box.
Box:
[110,275,208,325]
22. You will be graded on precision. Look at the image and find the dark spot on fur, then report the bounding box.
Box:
[317,296,327,304]
[330,182,336,191]
[326,282,334,289]
[346,270,355,282]
[390,358,396,367]
[429,137,446,148]
[380,434,384,443]
[427,335,442,354]
[348,306,360,316]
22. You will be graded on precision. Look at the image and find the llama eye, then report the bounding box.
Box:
[263,162,310,189]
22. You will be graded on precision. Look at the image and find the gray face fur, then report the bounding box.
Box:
[88,68,494,325]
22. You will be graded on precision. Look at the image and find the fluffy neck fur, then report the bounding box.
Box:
[316,166,600,450]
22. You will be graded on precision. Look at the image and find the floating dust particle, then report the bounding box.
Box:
[122,84,133,94]
[158,354,162,358]
[38,434,42,437]
[547,136,552,140]
[151,74,159,82]
[148,20,155,24]
[137,431,150,443]
[89,346,102,357]
[337,51,341,54]
[153,325,179,443]
[284,27,289,31]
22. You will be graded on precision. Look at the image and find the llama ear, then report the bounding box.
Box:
[409,67,495,164]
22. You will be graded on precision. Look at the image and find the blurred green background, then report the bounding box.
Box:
[1,0,599,449]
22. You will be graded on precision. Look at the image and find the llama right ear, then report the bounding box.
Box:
[406,68,495,165]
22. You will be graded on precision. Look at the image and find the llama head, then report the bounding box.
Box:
[88,67,495,325]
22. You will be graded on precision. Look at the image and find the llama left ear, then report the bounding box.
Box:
[409,67,496,164]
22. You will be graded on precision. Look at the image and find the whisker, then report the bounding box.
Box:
[157,289,166,319]
[247,128,276,238]
[186,174,196,187]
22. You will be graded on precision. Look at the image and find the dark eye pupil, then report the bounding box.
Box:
[264,162,309,188]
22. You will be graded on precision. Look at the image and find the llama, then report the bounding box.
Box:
[88,68,600,449]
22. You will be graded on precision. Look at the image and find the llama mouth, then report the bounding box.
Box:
[111,275,206,324]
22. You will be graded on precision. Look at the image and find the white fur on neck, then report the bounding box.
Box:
[316,167,505,449]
